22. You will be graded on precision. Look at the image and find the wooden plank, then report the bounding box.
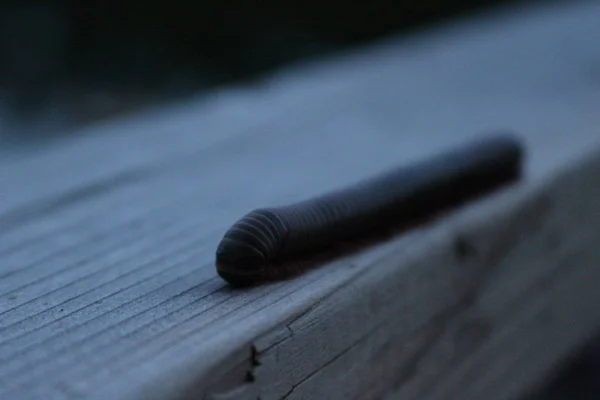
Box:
[0,1,599,399]
[122,147,600,400]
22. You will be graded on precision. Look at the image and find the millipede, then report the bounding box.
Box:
[216,133,524,286]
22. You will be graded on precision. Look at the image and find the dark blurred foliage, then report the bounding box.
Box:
[1,0,532,123]
[57,0,526,81]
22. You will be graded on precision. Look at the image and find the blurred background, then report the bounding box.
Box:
[1,1,598,398]
[0,0,534,143]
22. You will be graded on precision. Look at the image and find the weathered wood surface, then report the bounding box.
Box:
[1,1,599,399]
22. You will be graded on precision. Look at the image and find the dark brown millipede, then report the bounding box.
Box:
[216,133,524,285]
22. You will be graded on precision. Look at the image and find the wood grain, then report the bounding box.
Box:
[0,1,599,399]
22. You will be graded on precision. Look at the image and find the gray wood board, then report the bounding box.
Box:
[0,1,599,399]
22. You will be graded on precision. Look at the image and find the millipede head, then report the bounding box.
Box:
[216,208,289,285]
[215,237,267,285]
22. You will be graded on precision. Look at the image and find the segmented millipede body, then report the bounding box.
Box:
[216,133,524,285]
